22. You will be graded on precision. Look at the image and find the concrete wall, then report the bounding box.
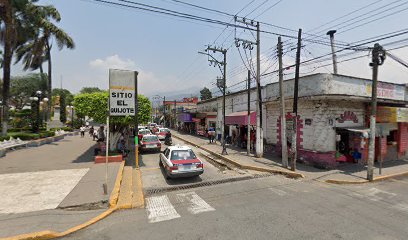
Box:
[266,99,366,152]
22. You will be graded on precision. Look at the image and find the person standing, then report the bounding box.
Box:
[89,126,94,137]
[97,126,106,142]
[80,125,86,138]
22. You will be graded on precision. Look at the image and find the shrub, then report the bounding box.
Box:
[10,133,40,140]
[50,127,73,132]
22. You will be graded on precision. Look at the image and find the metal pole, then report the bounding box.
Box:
[255,21,263,158]
[71,107,74,129]
[327,30,338,74]
[135,71,139,169]
[368,44,380,181]
[104,116,110,195]
[36,98,40,133]
[222,50,228,155]
[292,28,302,171]
[163,96,166,128]
[278,36,288,168]
[247,70,251,156]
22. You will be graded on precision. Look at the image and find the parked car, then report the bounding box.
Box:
[159,145,204,179]
[139,134,161,153]
[156,128,170,140]
[138,129,152,141]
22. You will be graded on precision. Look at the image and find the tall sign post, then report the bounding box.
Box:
[108,69,138,195]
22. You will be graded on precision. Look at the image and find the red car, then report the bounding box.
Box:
[139,135,161,153]
[138,129,152,142]
[156,128,170,140]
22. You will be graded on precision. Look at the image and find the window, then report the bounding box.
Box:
[142,136,158,142]
[170,150,197,160]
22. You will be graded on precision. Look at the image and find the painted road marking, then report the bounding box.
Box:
[392,203,408,214]
[348,187,397,202]
[146,195,180,223]
[268,187,287,196]
[176,192,215,214]
[0,168,89,214]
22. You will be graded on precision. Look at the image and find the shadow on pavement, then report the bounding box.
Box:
[158,164,203,185]
[72,144,98,163]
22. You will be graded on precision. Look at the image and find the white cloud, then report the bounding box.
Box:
[89,54,136,70]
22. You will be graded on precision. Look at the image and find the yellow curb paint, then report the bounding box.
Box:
[109,161,125,207]
[117,166,133,209]
[132,168,145,209]
[0,208,118,240]
[0,230,59,240]
[325,171,408,184]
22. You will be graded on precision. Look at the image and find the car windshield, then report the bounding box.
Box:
[142,136,158,142]
[160,129,169,133]
[170,150,196,160]
[139,130,150,135]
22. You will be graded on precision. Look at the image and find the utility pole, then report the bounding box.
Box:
[163,96,166,127]
[278,36,288,168]
[326,30,338,74]
[247,70,251,156]
[202,45,228,155]
[291,29,302,171]
[368,43,386,181]
[173,100,176,129]
[235,18,263,157]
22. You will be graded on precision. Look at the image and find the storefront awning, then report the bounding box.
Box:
[337,127,369,134]
[225,111,256,125]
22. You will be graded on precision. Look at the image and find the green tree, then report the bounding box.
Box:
[73,92,151,150]
[59,93,66,123]
[79,87,103,94]
[200,87,212,101]
[13,3,75,121]
[9,73,47,110]
[52,88,73,105]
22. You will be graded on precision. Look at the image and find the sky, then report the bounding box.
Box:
[11,0,408,99]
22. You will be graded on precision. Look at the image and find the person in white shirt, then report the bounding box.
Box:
[80,126,86,138]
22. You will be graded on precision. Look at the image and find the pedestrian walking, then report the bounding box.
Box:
[80,125,86,137]
[97,126,106,142]
[89,126,94,137]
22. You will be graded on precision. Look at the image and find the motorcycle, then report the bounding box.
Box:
[164,133,172,145]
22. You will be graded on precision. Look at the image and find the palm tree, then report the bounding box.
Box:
[0,0,36,136]
[14,4,75,121]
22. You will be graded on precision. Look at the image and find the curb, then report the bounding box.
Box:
[1,161,126,240]
[173,134,304,179]
[325,170,408,184]
[109,161,125,207]
[132,168,145,208]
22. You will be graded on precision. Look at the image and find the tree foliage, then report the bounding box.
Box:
[59,93,66,123]
[9,73,47,110]
[79,87,103,94]
[52,88,73,105]
[73,92,152,125]
[200,87,212,101]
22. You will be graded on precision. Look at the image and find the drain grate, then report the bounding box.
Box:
[144,173,274,196]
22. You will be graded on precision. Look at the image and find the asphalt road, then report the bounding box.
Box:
[62,174,408,240]
[139,138,250,190]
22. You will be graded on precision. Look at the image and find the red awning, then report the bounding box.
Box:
[225,111,256,125]
[192,118,201,123]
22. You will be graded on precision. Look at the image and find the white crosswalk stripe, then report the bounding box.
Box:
[146,195,180,223]
[146,191,215,223]
[176,192,215,214]
[268,187,287,196]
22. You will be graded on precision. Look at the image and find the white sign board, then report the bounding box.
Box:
[109,69,137,116]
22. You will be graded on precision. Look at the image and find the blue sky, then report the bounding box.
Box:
[13,0,408,98]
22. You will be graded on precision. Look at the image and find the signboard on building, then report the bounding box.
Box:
[377,107,408,122]
[364,82,404,101]
[109,69,137,116]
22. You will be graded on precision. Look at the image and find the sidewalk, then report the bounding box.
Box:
[172,131,408,183]
[0,135,121,239]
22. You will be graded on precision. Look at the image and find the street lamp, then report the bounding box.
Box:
[67,105,74,128]
[29,91,48,133]
[152,95,166,127]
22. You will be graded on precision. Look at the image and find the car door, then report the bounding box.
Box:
[160,148,169,166]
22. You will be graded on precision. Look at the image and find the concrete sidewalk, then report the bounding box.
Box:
[172,131,408,183]
[0,135,122,239]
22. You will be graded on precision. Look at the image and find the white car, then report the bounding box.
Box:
[156,128,170,140]
[159,145,204,179]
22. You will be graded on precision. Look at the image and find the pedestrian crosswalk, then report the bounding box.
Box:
[146,191,215,223]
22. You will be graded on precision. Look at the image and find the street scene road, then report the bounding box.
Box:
[63,174,408,240]
[2,0,408,239]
